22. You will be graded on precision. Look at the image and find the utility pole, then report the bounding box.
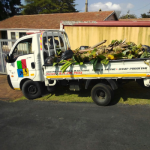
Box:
[127,10,130,19]
[85,0,88,12]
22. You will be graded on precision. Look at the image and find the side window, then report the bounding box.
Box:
[12,38,33,59]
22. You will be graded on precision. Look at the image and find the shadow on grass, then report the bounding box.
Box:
[110,81,150,105]
[41,81,150,105]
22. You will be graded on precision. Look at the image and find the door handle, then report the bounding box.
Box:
[31,62,35,69]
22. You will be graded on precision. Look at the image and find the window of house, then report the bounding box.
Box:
[19,32,26,38]
[1,31,7,39]
[1,31,8,49]
[11,32,16,40]
[12,38,33,59]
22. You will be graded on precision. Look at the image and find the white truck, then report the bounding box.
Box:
[5,30,150,106]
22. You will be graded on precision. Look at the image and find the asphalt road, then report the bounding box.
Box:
[0,101,150,150]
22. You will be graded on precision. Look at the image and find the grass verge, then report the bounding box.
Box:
[12,81,150,105]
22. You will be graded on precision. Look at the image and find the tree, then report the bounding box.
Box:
[21,0,78,15]
[0,1,8,21]
[119,14,137,19]
[141,13,150,18]
[0,0,22,21]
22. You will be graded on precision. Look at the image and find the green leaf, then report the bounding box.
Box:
[101,59,109,65]
[111,40,117,44]
[73,55,80,63]
[90,48,97,56]
[93,59,98,71]
[119,40,122,44]
[90,59,95,64]
[132,46,137,51]
[122,49,130,55]
[75,62,80,65]
[56,49,62,56]
[53,62,58,66]
[128,54,134,59]
[80,62,83,65]
[140,51,150,58]
[72,55,76,61]
[59,60,68,64]
[61,62,72,73]
[137,44,142,49]
[114,53,124,59]
[97,55,106,60]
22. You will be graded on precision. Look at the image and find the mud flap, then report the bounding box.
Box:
[144,79,150,87]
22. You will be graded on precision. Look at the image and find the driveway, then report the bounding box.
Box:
[0,75,23,101]
[0,101,150,150]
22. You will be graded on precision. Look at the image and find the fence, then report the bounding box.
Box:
[0,39,16,74]
[64,26,150,50]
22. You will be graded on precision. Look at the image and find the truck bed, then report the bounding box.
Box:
[44,58,150,80]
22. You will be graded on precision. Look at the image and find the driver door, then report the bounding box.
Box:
[8,38,35,82]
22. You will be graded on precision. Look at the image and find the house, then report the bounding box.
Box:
[0,11,118,40]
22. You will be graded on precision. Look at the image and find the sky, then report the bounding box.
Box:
[21,0,150,18]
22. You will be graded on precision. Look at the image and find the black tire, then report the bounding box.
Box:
[107,85,114,98]
[22,80,42,100]
[91,83,112,106]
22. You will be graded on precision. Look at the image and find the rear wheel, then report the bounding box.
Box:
[91,83,112,106]
[107,85,114,98]
[22,80,42,100]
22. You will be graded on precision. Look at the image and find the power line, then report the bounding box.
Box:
[131,2,150,12]
[120,2,150,15]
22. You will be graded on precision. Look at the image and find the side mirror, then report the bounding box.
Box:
[5,54,10,63]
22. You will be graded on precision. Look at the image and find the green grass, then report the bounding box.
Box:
[114,81,150,105]
[12,81,150,105]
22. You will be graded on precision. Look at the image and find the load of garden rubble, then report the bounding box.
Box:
[53,39,150,73]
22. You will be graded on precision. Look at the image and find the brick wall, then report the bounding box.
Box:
[107,14,116,21]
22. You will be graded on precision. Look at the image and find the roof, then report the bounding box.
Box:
[63,21,150,27]
[0,11,117,30]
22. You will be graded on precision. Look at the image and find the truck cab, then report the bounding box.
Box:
[5,30,71,98]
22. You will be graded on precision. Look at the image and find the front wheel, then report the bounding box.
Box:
[22,80,42,100]
[91,83,112,106]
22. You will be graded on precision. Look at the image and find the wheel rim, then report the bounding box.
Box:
[96,89,106,102]
[28,85,37,95]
